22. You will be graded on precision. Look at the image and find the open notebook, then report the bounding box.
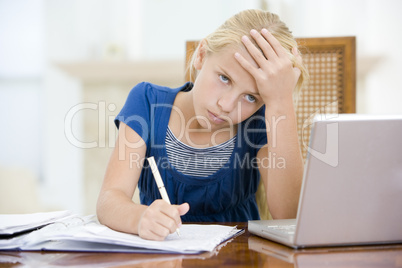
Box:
[0,210,73,237]
[249,114,402,248]
[0,212,243,254]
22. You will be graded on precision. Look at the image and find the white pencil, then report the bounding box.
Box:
[147,156,181,237]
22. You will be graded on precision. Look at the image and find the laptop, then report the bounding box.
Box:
[249,114,402,248]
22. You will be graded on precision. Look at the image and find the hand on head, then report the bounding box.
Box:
[234,28,302,106]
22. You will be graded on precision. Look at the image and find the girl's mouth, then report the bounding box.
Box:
[208,110,226,124]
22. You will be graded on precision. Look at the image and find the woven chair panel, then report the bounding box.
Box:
[296,47,345,159]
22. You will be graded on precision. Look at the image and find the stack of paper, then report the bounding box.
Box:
[0,211,73,236]
[0,213,243,254]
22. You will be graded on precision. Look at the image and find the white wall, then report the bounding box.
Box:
[0,0,45,212]
[1,0,401,214]
[141,0,260,59]
[0,0,44,172]
[272,0,402,114]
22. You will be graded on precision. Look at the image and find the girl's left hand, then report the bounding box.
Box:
[234,29,302,106]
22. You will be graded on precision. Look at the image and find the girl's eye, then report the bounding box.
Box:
[219,74,230,84]
[245,94,256,103]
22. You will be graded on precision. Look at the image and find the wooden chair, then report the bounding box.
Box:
[185,37,356,219]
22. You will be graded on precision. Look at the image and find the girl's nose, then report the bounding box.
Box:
[217,92,238,113]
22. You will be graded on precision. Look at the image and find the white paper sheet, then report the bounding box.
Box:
[0,214,243,254]
[0,211,73,235]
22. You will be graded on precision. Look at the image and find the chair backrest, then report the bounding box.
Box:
[185,37,356,219]
[185,37,356,160]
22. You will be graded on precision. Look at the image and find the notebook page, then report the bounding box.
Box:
[0,211,73,235]
[15,216,240,254]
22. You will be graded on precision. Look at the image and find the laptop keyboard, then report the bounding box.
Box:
[266,224,296,235]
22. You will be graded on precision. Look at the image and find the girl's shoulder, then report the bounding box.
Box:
[123,82,192,109]
[129,82,192,97]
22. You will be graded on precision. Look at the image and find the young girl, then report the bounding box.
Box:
[97,9,308,241]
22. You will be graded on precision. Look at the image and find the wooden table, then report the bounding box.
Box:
[1,222,401,267]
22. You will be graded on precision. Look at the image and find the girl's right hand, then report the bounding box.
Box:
[137,200,190,240]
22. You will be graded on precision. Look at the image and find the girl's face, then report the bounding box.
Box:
[191,44,264,131]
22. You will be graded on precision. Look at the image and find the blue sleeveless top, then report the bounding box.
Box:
[115,82,267,222]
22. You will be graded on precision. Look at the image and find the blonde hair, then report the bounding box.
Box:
[188,9,309,103]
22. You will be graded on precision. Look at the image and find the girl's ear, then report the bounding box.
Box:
[194,40,207,70]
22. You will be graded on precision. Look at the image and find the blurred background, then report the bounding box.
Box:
[1,0,401,215]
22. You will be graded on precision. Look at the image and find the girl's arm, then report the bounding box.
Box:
[235,29,304,219]
[96,122,189,240]
[257,105,303,219]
